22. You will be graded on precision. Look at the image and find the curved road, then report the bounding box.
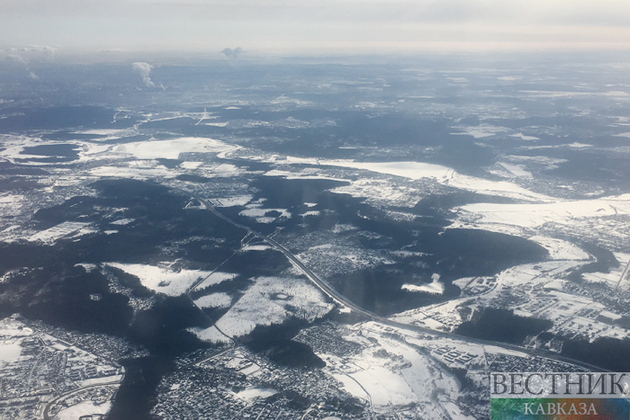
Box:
[200,199,606,372]
[42,378,122,420]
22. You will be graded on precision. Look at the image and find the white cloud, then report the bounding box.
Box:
[132,62,154,87]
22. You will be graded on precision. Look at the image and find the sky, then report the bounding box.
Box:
[1,0,630,55]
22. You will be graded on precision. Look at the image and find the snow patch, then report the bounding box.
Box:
[188,326,232,344]
[215,276,333,337]
[104,263,214,296]
[195,272,237,290]
[194,293,232,309]
[113,137,238,160]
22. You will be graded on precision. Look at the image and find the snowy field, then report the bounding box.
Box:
[194,272,238,290]
[104,263,215,296]
[187,325,232,344]
[29,222,96,245]
[194,292,232,309]
[455,193,630,230]
[0,194,25,218]
[112,137,238,160]
[56,401,112,420]
[262,155,552,202]
[318,322,472,418]
[213,276,334,337]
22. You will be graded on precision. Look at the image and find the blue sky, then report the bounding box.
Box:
[1,0,630,54]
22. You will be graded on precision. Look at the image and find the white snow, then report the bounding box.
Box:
[75,128,135,136]
[0,343,23,363]
[331,223,358,233]
[241,244,273,251]
[198,163,243,178]
[110,218,134,225]
[568,142,593,148]
[194,293,232,309]
[0,194,25,217]
[331,373,369,399]
[29,222,95,244]
[187,326,232,344]
[456,193,630,230]
[210,195,253,207]
[104,263,214,296]
[264,169,342,181]
[179,161,203,169]
[498,162,533,178]
[320,322,462,416]
[74,263,98,272]
[269,156,551,202]
[582,263,628,288]
[351,366,416,405]
[235,388,277,403]
[112,137,238,160]
[215,276,333,337]
[195,272,237,290]
[331,178,417,207]
[55,400,112,420]
[528,236,590,261]
[239,204,290,223]
[452,124,508,138]
[510,133,540,141]
[89,165,175,180]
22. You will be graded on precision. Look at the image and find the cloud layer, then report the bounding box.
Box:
[1,0,629,52]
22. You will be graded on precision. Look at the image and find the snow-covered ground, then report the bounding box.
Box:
[194,272,237,290]
[29,221,96,245]
[0,316,122,419]
[452,124,509,139]
[262,155,551,202]
[234,388,278,403]
[318,322,472,418]
[0,194,25,218]
[56,400,112,420]
[239,204,291,223]
[528,236,591,261]
[187,325,232,344]
[210,195,253,207]
[393,252,630,343]
[213,276,333,337]
[104,262,215,296]
[194,293,232,309]
[497,162,533,178]
[112,137,238,160]
[455,193,630,230]
[582,252,630,288]
[89,164,176,180]
[296,244,395,278]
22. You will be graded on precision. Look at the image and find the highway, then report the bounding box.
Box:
[199,199,606,372]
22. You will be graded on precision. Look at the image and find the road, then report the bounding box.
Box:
[41,377,123,420]
[199,199,606,372]
[616,257,630,289]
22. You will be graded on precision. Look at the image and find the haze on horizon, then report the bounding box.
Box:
[1,0,630,56]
